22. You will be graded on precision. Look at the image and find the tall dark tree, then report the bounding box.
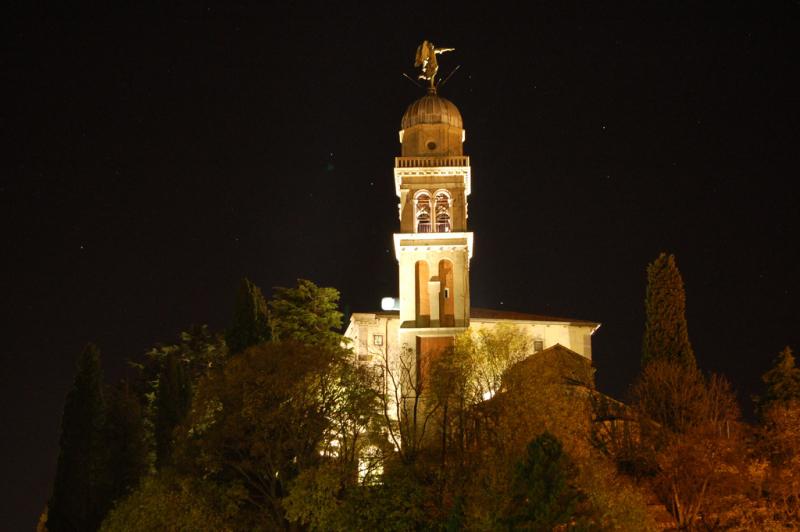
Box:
[226,277,270,355]
[154,350,191,469]
[757,346,800,414]
[269,278,343,349]
[642,252,695,367]
[104,381,148,504]
[47,344,108,532]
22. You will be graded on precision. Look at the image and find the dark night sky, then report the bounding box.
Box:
[3,2,799,528]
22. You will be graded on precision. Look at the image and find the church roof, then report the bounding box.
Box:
[401,91,463,130]
[470,307,598,327]
[368,307,598,327]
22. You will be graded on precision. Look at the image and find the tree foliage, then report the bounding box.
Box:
[48,344,109,532]
[51,270,786,531]
[642,252,695,367]
[99,474,233,532]
[757,346,800,414]
[500,432,583,530]
[153,349,192,469]
[633,358,710,436]
[226,277,270,355]
[269,279,343,349]
[631,357,745,529]
[103,382,148,507]
[181,340,379,529]
[452,323,532,401]
[758,400,800,526]
[134,325,226,472]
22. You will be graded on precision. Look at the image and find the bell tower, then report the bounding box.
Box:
[393,44,473,382]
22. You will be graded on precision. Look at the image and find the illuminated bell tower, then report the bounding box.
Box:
[394,44,473,378]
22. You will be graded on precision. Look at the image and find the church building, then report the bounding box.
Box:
[344,43,599,397]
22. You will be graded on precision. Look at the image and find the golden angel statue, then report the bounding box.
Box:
[414,40,454,88]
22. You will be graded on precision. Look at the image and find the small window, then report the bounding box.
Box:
[443,288,450,299]
[426,141,437,150]
[534,340,544,353]
[373,334,384,346]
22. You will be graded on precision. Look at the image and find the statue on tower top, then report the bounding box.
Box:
[414,40,454,89]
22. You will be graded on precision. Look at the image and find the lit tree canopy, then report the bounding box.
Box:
[269,279,344,349]
[182,340,378,529]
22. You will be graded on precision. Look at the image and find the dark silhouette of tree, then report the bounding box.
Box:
[130,326,226,474]
[269,279,343,349]
[757,346,800,414]
[642,252,695,367]
[104,382,148,505]
[47,344,108,532]
[154,350,191,469]
[500,432,583,530]
[226,277,270,355]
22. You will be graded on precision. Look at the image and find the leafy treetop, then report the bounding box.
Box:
[269,279,344,349]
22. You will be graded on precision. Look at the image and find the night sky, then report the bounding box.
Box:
[3,2,799,528]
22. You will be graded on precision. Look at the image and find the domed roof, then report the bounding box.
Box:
[401,91,463,130]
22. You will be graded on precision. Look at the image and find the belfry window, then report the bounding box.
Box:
[435,191,451,233]
[415,192,432,233]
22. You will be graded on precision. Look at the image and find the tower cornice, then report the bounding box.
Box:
[393,232,474,260]
[394,163,471,197]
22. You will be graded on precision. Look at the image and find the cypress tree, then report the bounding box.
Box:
[104,381,148,505]
[226,277,270,355]
[47,343,107,532]
[642,252,695,367]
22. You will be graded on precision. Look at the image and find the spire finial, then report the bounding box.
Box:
[414,40,454,89]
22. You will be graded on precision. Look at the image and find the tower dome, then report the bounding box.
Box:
[401,91,463,130]
[399,90,465,157]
